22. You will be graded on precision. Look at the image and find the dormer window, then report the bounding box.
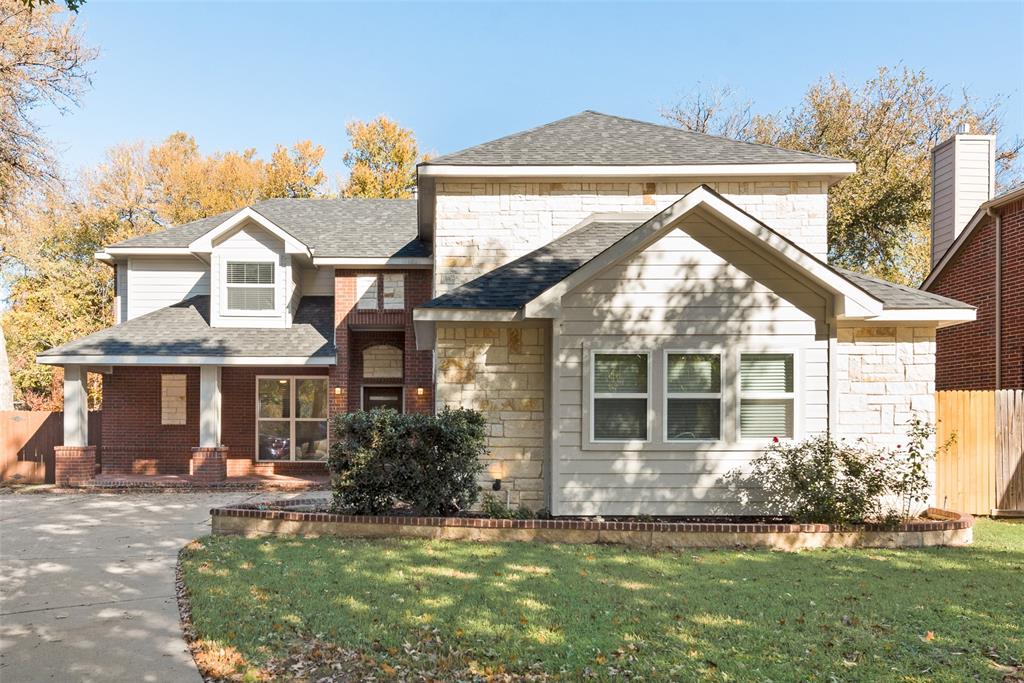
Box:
[226,261,275,311]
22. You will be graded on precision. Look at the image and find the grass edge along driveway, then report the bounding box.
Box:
[180,519,1023,682]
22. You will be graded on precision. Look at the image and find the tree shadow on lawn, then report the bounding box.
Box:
[181,521,1024,682]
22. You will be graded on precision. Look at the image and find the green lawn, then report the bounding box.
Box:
[180,519,1023,681]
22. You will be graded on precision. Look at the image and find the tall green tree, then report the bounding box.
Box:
[663,67,1022,285]
[342,116,428,199]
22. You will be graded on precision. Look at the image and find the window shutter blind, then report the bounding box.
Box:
[594,398,647,440]
[226,262,273,284]
[740,399,793,438]
[594,354,647,393]
[740,353,795,438]
[667,399,720,440]
[667,354,720,393]
[227,287,275,311]
[740,354,793,392]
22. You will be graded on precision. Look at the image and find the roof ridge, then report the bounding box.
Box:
[580,110,849,164]
[425,110,850,166]
[425,111,592,165]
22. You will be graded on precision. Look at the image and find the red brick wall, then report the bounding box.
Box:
[221,366,329,476]
[101,367,200,474]
[999,199,1024,389]
[929,198,1024,390]
[102,365,332,475]
[332,269,434,415]
[99,268,436,475]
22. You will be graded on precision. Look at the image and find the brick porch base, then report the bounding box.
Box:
[54,446,97,487]
[190,447,228,484]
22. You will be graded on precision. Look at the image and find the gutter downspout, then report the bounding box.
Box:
[988,207,1002,390]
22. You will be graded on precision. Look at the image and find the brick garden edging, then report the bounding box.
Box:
[210,499,973,550]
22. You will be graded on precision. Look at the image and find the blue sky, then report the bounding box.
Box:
[40,1,1024,185]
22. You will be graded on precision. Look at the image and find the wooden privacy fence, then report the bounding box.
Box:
[1,411,101,484]
[936,391,1024,516]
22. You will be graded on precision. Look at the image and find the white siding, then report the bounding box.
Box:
[209,221,288,328]
[931,135,995,267]
[115,262,128,324]
[299,266,335,295]
[125,257,209,320]
[553,213,830,516]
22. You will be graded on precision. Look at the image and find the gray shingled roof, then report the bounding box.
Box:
[420,218,646,310]
[110,198,428,258]
[421,215,974,313]
[836,269,973,310]
[39,296,335,359]
[425,111,848,167]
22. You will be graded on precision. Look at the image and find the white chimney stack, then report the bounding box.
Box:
[931,129,995,267]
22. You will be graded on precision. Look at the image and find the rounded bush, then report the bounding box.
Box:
[328,406,487,516]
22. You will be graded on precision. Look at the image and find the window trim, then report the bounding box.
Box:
[255,375,329,462]
[589,349,651,444]
[663,350,724,443]
[736,351,800,443]
[224,259,278,316]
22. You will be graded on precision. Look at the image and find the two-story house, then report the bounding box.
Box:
[40,111,975,515]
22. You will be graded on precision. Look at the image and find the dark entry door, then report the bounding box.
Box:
[363,386,403,412]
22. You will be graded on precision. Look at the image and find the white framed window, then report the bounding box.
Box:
[256,376,329,461]
[382,273,405,310]
[665,352,722,441]
[160,374,187,425]
[226,261,275,311]
[739,353,795,439]
[591,352,649,441]
[356,274,379,310]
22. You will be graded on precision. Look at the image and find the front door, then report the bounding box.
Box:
[362,386,403,412]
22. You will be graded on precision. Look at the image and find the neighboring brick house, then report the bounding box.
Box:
[921,130,1023,390]
[40,111,975,514]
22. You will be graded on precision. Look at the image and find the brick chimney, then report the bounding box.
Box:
[931,124,996,267]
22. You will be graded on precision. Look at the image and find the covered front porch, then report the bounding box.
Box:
[51,362,333,486]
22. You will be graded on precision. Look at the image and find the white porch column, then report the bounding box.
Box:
[199,365,222,447]
[63,365,88,446]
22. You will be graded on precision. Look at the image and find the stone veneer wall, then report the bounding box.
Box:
[433,179,829,293]
[435,325,547,509]
[362,344,403,379]
[835,325,937,450]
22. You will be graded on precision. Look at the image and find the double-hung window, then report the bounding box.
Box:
[665,353,722,441]
[739,353,795,439]
[226,261,275,311]
[256,377,329,461]
[592,352,649,441]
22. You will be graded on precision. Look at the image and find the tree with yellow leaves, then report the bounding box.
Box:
[663,66,1022,285]
[1,134,326,408]
[342,116,428,199]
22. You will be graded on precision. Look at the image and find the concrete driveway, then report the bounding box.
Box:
[0,491,305,682]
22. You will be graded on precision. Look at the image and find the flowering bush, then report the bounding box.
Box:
[742,417,939,525]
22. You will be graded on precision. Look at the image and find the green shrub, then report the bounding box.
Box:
[328,407,487,516]
[480,494,534,520]
[742,418,939,526]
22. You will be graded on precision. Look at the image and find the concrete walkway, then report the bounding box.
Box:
[0,491,311,682]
